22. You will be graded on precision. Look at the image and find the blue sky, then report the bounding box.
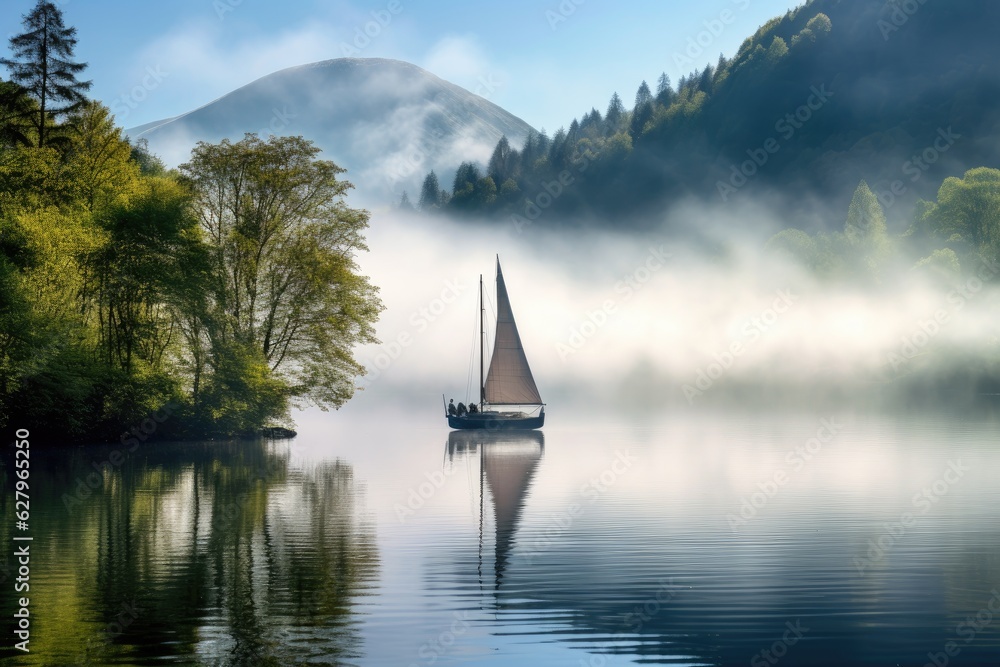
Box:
[3,0,801,132]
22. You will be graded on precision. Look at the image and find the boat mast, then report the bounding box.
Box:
[479,273,485,411]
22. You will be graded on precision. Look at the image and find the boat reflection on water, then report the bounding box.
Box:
[446,430,544,592]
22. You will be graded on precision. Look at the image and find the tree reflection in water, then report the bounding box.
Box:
[0,439,377,666]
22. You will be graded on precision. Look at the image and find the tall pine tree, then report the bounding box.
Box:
[1,1,91,148]
[419,171,441,210]
[604,92,625,135]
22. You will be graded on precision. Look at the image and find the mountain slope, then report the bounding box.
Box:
[126,58,535,204]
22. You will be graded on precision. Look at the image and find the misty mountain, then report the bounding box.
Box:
[125,58,534,204]
[429,0,1000,232]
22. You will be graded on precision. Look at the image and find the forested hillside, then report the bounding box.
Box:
[0,2,382,443]
[418,0,1000,231]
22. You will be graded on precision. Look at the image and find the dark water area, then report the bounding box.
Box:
[2,405,1000,666]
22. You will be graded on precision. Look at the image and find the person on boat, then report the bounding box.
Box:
[468,403,478,413]
[456,402,467,416]
[448,399,457,416]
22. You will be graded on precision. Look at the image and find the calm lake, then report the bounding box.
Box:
[3,403,1000,666]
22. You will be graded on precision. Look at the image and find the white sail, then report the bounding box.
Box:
[484,260,542,405]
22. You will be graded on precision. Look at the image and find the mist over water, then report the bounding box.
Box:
[350,204,1000,413]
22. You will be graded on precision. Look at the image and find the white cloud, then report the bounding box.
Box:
[126,21,340,122]
[419,34,503,95]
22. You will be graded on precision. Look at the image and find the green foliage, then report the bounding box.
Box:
[66,102,141,212]
[912,248,961,288]
[487,135,519,184]
[792,13,832,47]
[499,177,519,200]
[419,170,442,210]
[0,8,382,443]
[766,36,790,63]
[918,167,1000,263]
[129,138,166,176]
[766,181,895,283]
[0,79,37,148]
[765,228,818,268]
[196,340,289,436]
[604,92,626,135]
[180,134,383,418]
[86,176,203,373]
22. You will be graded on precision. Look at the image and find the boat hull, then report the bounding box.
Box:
[448,412,544,431]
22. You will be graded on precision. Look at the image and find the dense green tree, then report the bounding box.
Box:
[66,102,141,212]
[0,79,36,148]
[85,177,202,375]
[845,180,887,244]
[843,180,891,281]
[419,170,442,210]
[579,108,603,136]
[499,177,519,200]
[697,66,714,93]
[634,81,653,108]
[765,36,790,63]
[549,127,571,169]
[655,73,674,107]
[535,130,551,160]
[487,135,519,185]
[764,228,819,269]
[918,168,1000,262]
[474,176,497,207]
[630,81,655,139]
[451,161,481,197]
[129,137,166,176]
[180,134,382,413]
[1,0,92,148]
[604,93,626,136]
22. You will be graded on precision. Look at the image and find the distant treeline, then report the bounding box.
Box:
[0,2,382,443]
[769,171,1000,287]
[408,0,1000,229]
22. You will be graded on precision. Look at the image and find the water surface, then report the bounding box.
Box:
[3,405,1000,666]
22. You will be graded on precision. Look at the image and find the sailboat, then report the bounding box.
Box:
[445,258,545,430]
